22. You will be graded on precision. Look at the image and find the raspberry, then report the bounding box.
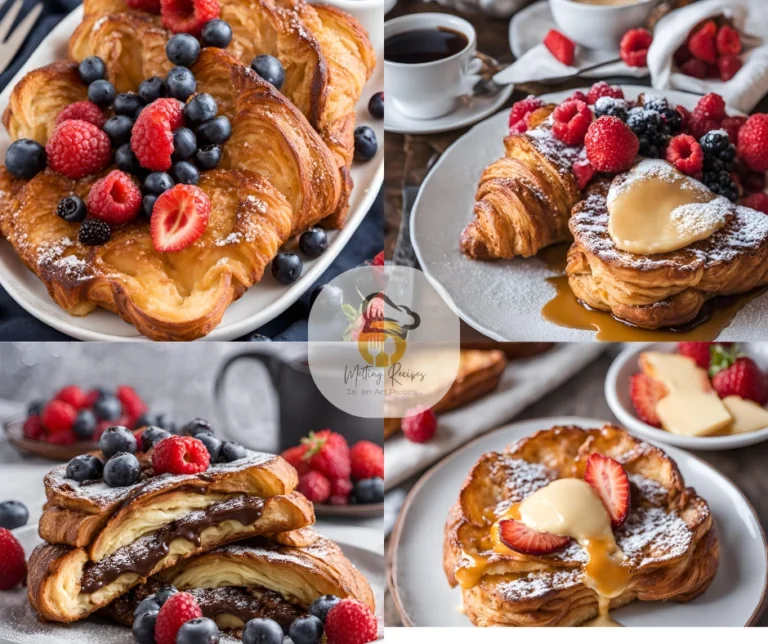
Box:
[46,120,111,179]
[690,114,722,141]
[86,170,142,225]
[551,99,592,146]
[154,592,203,644]
[23,415,44,440]
[41,400,77,434]
[584,116,639,174]
[401,406,437,443]
[743,192,768,215]
[716,25,742,56]
[55,385,88,409]
[131,98,184,171]
[738,114,768,172]
[126,0,161,11]
[508,96,544,134]
[350,441,383,480]
[371,250,384,267]
[55,101,105,129]
[571,157,595,190]
[330,478,354,499]
[620,28,652,68]
[666,134,704,175]
[681,58,709,78]
[569,90,588,103]
[48,430,77,445]
[298,471,331,503]
[676,105,691,130]
[161,0,220,36]
[543,29,575,66]
[674,43,692,66]
[587,81,623,106]
[721,116,746,144]
[281,444,310,475]
[301,429,351,480]
[324,599,378,644]
[688,20,717,64]
[0,528,26,590]
[718,54,743,81]
[116,385,147,421]
[743,171,766,193]
[152,435,210,475]
[329,495,349,505]
[694,93,727,121]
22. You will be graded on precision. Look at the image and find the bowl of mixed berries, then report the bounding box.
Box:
[4,384,172,460]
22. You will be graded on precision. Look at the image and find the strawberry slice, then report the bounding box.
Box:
[629,372,666,428]
[497,519,570,555]
[584,453,631,528]
[150,184,211,252]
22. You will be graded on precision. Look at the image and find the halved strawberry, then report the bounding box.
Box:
[584,453,631,528]
[150,184,211,252]
[497,519,570,555]
[629,372,666,428]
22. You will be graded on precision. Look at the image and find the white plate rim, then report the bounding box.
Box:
[605,343,768,450]
[387,415,768,627]
[410,85,750,342]
[0,5,384,342]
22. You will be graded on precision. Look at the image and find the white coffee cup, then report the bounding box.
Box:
[385,13,482,120]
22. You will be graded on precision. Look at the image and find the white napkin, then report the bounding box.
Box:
[648,0,768,113]
[384,344,606,490]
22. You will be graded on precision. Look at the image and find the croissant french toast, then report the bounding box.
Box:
[28,446,314,622]
[444,425,719,627]
[102,528,375,633]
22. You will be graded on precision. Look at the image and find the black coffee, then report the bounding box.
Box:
[384,27,469,64]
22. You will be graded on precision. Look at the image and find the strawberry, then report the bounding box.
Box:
[401,406,437,443]
[0,528,26,590]
[583,453,631,528]
[497,519,570,555]
[543,29,575,66]
[301,429,351,480]
[687,20,717,64]
[629,373,666,428]
[281,444,310,475]
[55,385,88,409]
[150,184,211,252]
[349,441,383,480]
[677,342,715,370]
[710,345,768,405]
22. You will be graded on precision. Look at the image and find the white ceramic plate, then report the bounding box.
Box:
[410,85,764,341]
[606,342,768,450]
[0,5,384,341]
[0,525,385,644]
[388,416,768,627]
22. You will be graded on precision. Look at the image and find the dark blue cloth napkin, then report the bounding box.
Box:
[0,0,383,341]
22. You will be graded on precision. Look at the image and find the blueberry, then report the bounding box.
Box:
[197,433,222,461]
[354,477,384,504]
[99,425,137,458]
[155,585,178,605]
[79,218,111,245]
[298,228,328,259]
[202,19,232,48]
[5,139,46,179]
[310,283,343,309]
[247,333,272,342]
[116,144,142,175]
[139,76,166,103]
[0,500,28,530]
[271,252,302,284]
[56,196,87,223]
[353,126,377,162]
[170,161,200,185]
[368,91,384,120]
[88,79,116,108]
[182,418,214,436]
[132,608,158,644]
[195,144,221,170]
[134,104,146,119]
[103,115,134,147]
[177,616,220,644]
[114,92,144,116]
[136,412,174,431]
[166,66,197,102]
[142,195,157,218]
[140,426,171,451]
[166,33,201,67]
[309,595,340,623]
[219,441,247,463]
[65,454,104,482]
[242,618,284,644]
[184,93,218,125]
[143,172,174,196]
[288,616,323,644]
[73,409,97,439]
[27,400,44,416]
[93,393,123,420]
[172,127,197,161]
[251,55,285,90]
[103,452,140,487]
[196,116,231,145]
[133,596,160,618]
[77,56,106,84]
[701,130,729,154]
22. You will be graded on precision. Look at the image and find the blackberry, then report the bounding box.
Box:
[628,108,669,158]
[79,218,111,245]
[700,130,738,201]
[642,96,669,114]
[661,108,683,134]
[594,97,628,122]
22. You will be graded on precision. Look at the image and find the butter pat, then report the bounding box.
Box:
[722,396,768,434]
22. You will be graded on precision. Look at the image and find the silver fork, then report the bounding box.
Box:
[0,0,43,76]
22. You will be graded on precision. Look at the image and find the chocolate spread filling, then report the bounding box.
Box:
[80,496,265,593]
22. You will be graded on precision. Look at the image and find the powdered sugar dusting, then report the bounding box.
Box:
[491,569,583,601]
[617,506,693,566]
[494,458,556,516]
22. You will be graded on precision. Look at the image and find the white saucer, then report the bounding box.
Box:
[606,342,768,451]
[384,84,513,135]
[388,416,768,627]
